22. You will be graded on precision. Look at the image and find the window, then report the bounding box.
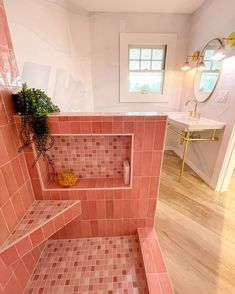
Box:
[128,46,166,94]
[120,33,177,103]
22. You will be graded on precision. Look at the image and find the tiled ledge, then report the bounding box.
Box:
[0,200,81,266]
[137,228,174,294]
[44,177,131,191]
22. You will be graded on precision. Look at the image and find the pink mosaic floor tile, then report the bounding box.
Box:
[25,236,148,294]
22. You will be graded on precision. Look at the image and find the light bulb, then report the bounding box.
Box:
[198,61,205,71]
[211,47,226,60]
[181,61,191,71]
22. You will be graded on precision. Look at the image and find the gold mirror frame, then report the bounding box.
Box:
[194,38,223,103]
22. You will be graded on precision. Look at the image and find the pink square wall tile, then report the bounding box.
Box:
[154,121,167,151]
[80,121,92,133]
[114,220,123,235]
[0,258,12,289]
[143,121,155,150]
[11,157,25,187]
[92,121,102,133]
[106,221,114,236]
[105,200,114,219]
[149,238,167,273]
[0,210,10,244]
[13,259,30,289]
[0,109,8,131]
[0,10,8,49]
[141,151,153,176]
[1,245,19,266]
[1,162,18,196]
[70,121,81,134]
[159,273,174,294]
[42,220,55,238]
[21,251,36,275]
[1,124,18,158]
[96,200,106,219]
[1,199,18,232]
[0,130,9,166]
[30,228,44,247]
[97,219,106,236]
[134,122,145,151]
[102,121,112,133]
[0,169,9,206]
[49,121,59,133]
[80,220,91,237]
[11,191,25,220]
[124,121,134,132]
[2,273,22,294]
[87,200,97,219]
[147,273,162,294]
[140,239,157,274]
[15,236,32,257]
[59,121,72,133]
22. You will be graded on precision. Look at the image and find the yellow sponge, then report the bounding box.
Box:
[58,172,78,187]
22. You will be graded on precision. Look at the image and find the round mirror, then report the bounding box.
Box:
[194,38,223,103]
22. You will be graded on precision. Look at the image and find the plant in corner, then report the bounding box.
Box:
[14,83,60,174]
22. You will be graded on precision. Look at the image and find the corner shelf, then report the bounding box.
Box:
[0,200,81,266]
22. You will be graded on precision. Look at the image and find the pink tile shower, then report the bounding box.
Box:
[15,113,167,238]
[0,1,174,293]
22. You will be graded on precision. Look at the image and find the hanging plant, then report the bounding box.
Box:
[14,83,60,171]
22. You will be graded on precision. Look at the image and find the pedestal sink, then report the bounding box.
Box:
[165,112,226,181]
[167,112,226,131]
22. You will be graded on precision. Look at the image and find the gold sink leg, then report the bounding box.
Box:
[179,131,189,182]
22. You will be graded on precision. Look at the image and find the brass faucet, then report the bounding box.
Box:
[185,98,200,118]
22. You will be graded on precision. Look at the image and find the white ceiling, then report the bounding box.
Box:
[71,0,206,14]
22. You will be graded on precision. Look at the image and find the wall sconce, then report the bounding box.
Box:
[197,60,205,71]
[211,32,235,60]
[181,51,200,71]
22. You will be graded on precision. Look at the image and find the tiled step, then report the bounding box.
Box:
[0,200,81,266]
[137,228,174,294]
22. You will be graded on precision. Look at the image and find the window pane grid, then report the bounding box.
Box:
[128,45,166,93]
[129,47,165,72]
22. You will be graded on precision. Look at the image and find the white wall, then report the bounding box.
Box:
[177,0,235,189]
[89,12,191,112]
[4,0,94,112]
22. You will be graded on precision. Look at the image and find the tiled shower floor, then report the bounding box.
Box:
[25,236,148,294]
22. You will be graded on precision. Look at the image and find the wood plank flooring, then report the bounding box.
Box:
[155,151,235,294]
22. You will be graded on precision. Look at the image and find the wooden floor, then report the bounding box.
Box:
[155,151,235,294]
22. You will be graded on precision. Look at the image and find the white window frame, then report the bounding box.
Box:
[120,33,177,103]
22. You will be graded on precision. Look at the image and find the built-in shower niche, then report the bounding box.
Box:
[39,134,133,190]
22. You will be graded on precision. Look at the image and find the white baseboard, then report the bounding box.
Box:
[165,146,211,185]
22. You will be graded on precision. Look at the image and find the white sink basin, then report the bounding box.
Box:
[166,112,226,131]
